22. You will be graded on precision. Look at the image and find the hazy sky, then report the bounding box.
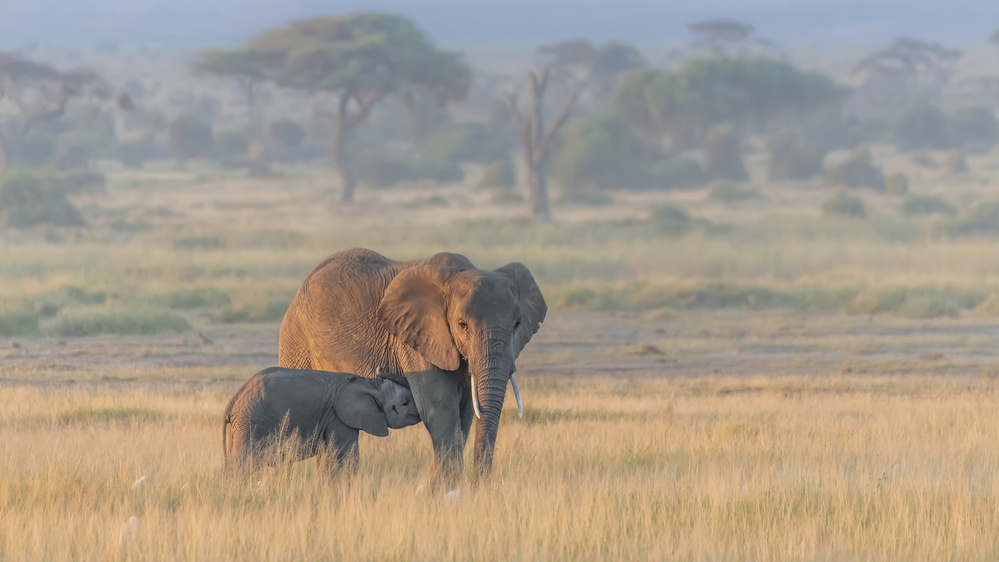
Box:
[0,0,996,50]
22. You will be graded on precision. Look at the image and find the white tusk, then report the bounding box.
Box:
[510,371,523,418]
[470,373,482,419]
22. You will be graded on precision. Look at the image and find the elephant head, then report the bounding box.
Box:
[335,376,421,436]
[376,262,546,474]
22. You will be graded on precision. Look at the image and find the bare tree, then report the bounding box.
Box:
[503,68,578,222]
[686,19,786,61]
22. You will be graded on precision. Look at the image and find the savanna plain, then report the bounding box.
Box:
[3,152,999,561]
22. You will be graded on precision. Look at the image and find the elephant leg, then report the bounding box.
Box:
[317,429,360,479]
[408,368,465,491]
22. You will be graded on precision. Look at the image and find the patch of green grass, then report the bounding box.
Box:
[56,407,161,425]
[173,236,222,250]
[155,287,231,310]
[53,311,191,337]
[210,300,290,324]
[61,286,108,305]
[899,195,956,217]
[0,311,39,336]
[708,181,763,204]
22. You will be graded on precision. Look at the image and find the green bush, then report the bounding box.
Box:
[885,173,909,195]
[169,114,215,160]
[703,124,748,182]
[115,137,163,169]
[824,146,884,190]
[648,205,693,235]
[943,150,969,174]
[0,172,83,229]
[767,135,827,181]
[55,170,106,195]
[895,106,950,151]
[0,311,39,336]
[949,106,999,151]
[62,285,108,305]
[173,236,222,250]
[552,109,658,190]
[822,192,866,218]
[708,180,762,204]
[409,159,465,184]
[647,157,706,190]
[7,133,56,167]
[908,152,937,169]
[210,300,289,324]
[559,189,614,206]
[54,311,191,337]
[215,130,250,161]
[479,158,515,189]
[269,119,305,147]
[948,201,999,236]
[899,195,956,217]
[490,190,526,206]
[420,122,508,165]
[355,150,464,187]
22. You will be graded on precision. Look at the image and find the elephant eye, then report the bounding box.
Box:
[514,319,521,330]
[458,321,468,331]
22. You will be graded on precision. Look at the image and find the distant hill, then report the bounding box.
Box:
[0,0,996,49]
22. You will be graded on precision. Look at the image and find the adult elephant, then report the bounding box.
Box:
[278,248,546,488]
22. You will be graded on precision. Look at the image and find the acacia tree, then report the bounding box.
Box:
[191,50,282,130]
[534,39,645,109]
[205,13,470,202]
[0,51,113,170]
[851,38,962,111]
[685,19,786,61]
[504,68,578,222]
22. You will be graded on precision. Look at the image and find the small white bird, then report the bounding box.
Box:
[444,489,461,504]
[120,516,138,542]
[132,476,148,489]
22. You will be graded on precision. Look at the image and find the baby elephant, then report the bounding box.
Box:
[222,366,420,477]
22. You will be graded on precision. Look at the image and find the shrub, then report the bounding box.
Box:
[559,189,614,206]
[355,151,464,187]
[949,106,999,151]
[420,122,508,165]
[0,311,39,336]
[173,236,222,250]
[0,173,83,229]
[169,114,215,160]
[943,150,969,174]
[409,159,465,184]
[215,130,250,161]
[53,142,92,171]
[648,205,692,235]
[552,109,658,190]
[948,201,999,236]
[899,195,956,217]
[491,190,526,205]
[708,180,762,204]
[822,192,866,218]
[479,158,515,189]
[895,106,950,151]
[54,311,191,337]
[824,146,884,190]
[703,124,748,182]
[767,135,827,181]
[269,119,305,148]
[115,137,165,169]
[885,173,909,195]
[647,157,706,190]
[55,170,106,195]
[7,133,56,167]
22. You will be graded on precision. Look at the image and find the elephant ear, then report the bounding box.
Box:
[495,262,548,360]
[377,266,462,371]
[335,380,389,437]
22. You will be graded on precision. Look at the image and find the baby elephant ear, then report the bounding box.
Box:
[335,382,389,437]
[377,265,462,371]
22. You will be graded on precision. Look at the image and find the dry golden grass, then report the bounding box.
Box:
[2,374,998,561]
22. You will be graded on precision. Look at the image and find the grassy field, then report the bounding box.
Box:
[2,148,999,559]
[1,375,998,561]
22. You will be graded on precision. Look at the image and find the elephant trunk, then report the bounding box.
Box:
[470,353,512,477]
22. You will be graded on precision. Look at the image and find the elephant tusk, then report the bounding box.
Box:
[510,371,523,419]
[470,373,482,419]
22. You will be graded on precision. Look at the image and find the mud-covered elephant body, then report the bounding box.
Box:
[278,249,547,487]
[223,366,420,476]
